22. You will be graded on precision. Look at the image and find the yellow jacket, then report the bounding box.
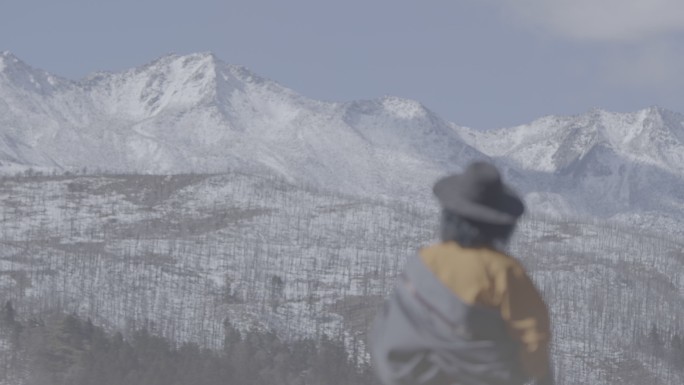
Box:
[419,241,552,379]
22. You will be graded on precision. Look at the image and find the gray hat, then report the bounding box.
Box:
[433,162,524,225]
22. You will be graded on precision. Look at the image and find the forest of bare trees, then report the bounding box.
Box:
[0,304,378,385]
[0,172,683,384]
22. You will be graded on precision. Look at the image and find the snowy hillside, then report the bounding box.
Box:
[0,173,682,385]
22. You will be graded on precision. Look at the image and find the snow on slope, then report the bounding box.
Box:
[0,51,102,171]
[457,107,684,174]
[0,52,484,199]
[1,174,682,385]
[456,108,684,223]
[2,52,684,228]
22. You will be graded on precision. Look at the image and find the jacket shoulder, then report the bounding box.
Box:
[419,242,524,308]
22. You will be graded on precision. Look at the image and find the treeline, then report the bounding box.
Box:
[638,324,684,370]
[0,302,379,385]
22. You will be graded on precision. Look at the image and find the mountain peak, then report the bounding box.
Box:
[0,51,67,93]
[136,51,220,74]
[164,51,220,66]
[187,51,218,61]
[374,96,430,120]
[0,50,21,61]
[0,51,25,72]
[635,106,684,129]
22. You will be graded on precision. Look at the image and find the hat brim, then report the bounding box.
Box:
[433,174,524,225]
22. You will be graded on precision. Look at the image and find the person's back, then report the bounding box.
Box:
[369,162,553,385]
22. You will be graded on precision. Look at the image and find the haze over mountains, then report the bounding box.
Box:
[1,51,684,230]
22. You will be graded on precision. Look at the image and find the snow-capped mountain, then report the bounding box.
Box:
[0,51,482,199]
[459,107,684,175]
[1,51,684,227]
[456,108,684,224]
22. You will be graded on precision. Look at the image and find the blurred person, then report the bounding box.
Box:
[370,162,553,385]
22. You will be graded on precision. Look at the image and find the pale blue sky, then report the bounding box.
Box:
[1,0,682,128]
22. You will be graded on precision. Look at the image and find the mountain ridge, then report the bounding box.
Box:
[1,52,683,230]
[0,52,484,199]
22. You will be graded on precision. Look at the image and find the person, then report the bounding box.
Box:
[369,162,553,385]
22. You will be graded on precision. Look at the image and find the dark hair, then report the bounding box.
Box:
[440,210,515,248]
